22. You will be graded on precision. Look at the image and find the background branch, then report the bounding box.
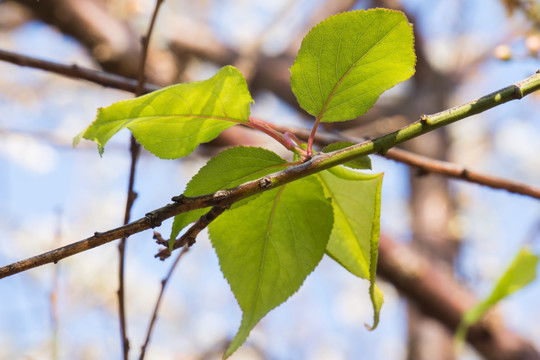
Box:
[378,234,540,360]
[0,49,160,93]
[139,232,189,360]
[383,147,540,200]
[117,2,164,358]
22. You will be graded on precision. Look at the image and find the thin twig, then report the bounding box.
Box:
[50,210,62,360]
[155,206,228,260]
[118,135,139,360]
[383,147,540,200]
[135,0,164,96]
[0,71,539,279]
[118,1,165,358]
[0,49,160,94]
[139,232,189,360]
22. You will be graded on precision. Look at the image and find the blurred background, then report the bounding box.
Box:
[0,0,539,359]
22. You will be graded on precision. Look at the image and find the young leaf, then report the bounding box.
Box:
[170,146,288,242]
[317,168,384,329]
[75,66,253,159]
[455,247,539,346]
[322,141,372,169]
[208,177,333,358]
[290,9,416,122]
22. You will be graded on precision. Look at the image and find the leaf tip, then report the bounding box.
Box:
[222,327,249,360]
[97,144,105,157]
[364,304,382,331]
[364,322,377,331]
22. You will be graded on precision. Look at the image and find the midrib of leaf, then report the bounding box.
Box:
[246,185,287,326]
[100,114,247,126]
[138,122,241,143]
[317,174,370,275]
[316,18,403,121]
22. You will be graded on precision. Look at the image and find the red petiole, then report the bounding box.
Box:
[247,117,309,159]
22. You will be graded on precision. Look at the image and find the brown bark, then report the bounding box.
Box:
[379,235,540,360]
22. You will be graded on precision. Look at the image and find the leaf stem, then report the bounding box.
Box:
[306,115,322,156]
[247,117,307,157]
[139,233,189,360]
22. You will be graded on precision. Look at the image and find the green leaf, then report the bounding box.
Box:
[170,146,288,243]
[290,9,416,122]
[76,66,253,159]
[455,247,539,346]
[208,177,333,358]
[322,142,372,169]
[317,168,384,329]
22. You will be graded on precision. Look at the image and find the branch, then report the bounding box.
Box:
[118,2,165,358]
[135,0,164,96]
[1,70,539,279]
[118,136,139,360]
[0,48,160,94]
[139,233,189,360]
[378,234,540,360]
[383,147,540,200]
[154,206,228,261]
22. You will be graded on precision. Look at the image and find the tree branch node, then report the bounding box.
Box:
[144,211,162,228]
[171,194,185,203]
[153,231,168,247]
[258,177,273,189]
[514,85,524,99]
